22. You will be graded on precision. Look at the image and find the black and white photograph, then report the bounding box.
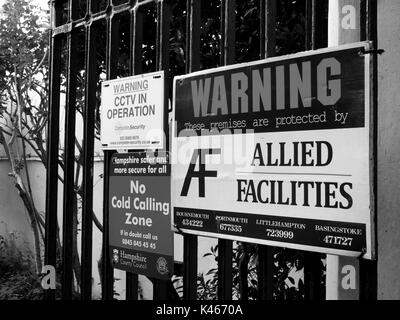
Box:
[0,0,398,311]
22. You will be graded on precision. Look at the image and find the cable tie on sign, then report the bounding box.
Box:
[359,48,385,56]
[358,247,367,259]
[173,223,185,235]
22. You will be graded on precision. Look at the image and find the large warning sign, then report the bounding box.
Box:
[100,71,165,150]
[171,42,374,259]
[109,152,173,279]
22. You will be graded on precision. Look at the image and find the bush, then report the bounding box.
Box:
[0,234,44,300]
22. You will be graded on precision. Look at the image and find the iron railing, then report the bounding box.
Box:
[45,0,377,300]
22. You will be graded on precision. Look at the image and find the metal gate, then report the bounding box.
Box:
[45,0,377,300]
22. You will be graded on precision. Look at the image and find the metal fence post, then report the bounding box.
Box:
[61,0,79,300]
[45,0,63,301]
[257,0,276,301]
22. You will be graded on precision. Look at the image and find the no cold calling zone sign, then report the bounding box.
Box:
[109,151,173,279]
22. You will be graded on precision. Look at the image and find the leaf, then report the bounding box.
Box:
[206,268,217,276]
[287,277,295,285]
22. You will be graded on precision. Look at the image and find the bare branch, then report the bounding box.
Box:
[92,212,103,233]
[31,49,48,77]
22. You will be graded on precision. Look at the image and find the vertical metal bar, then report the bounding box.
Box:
[45,0,63,301]
[183,235,197,300]
[368,0,378,266]
[360,0,378,300]
[217,241,232,299]
[311,0,318,50]
[311,0,326,50]
[153,279,166,300]
[106,16,119,80]
[259,0,265,59]
[102,14,119,300]
[125,4,147,300]
[125,275,139,300]
[150,0,173,300]
[238,249,249,300]
[305,0,313,50]
[187,0,200,73]
[156,0,170,155]
[217,0,235,300]
[257,0,276,302]
[304,252,322,300]
[102,151,114,300]
[261,0,276,58]
[88,0,98,15]
[366,0,377,51]
[311,0,329,300]
[155,1,162,71]
[126,4,142,300]
[220,0,235,66]
[257,246,274,300]
[157,0,171,75]
[185,0,191,73]
[132,7,144,76]
[61,0,79,300]
[126,273,138,300]
[304,0,326,301]
[153,277,181,300]
[159,0,171,148]
[360,0,367,41]
[81,20,97,300]
[130,9,135,73]
[182,0,200,301]
[220,0,225,65]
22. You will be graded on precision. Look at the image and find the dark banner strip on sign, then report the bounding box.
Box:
[174,48,365,137]
[109,245,173,280]
[174,207,366,252]
[110,152,170,176]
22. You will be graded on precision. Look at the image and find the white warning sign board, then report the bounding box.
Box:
[100,71,165,150]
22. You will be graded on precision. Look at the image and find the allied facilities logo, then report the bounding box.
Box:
[113,249,119,264]
[156,257,168,275]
